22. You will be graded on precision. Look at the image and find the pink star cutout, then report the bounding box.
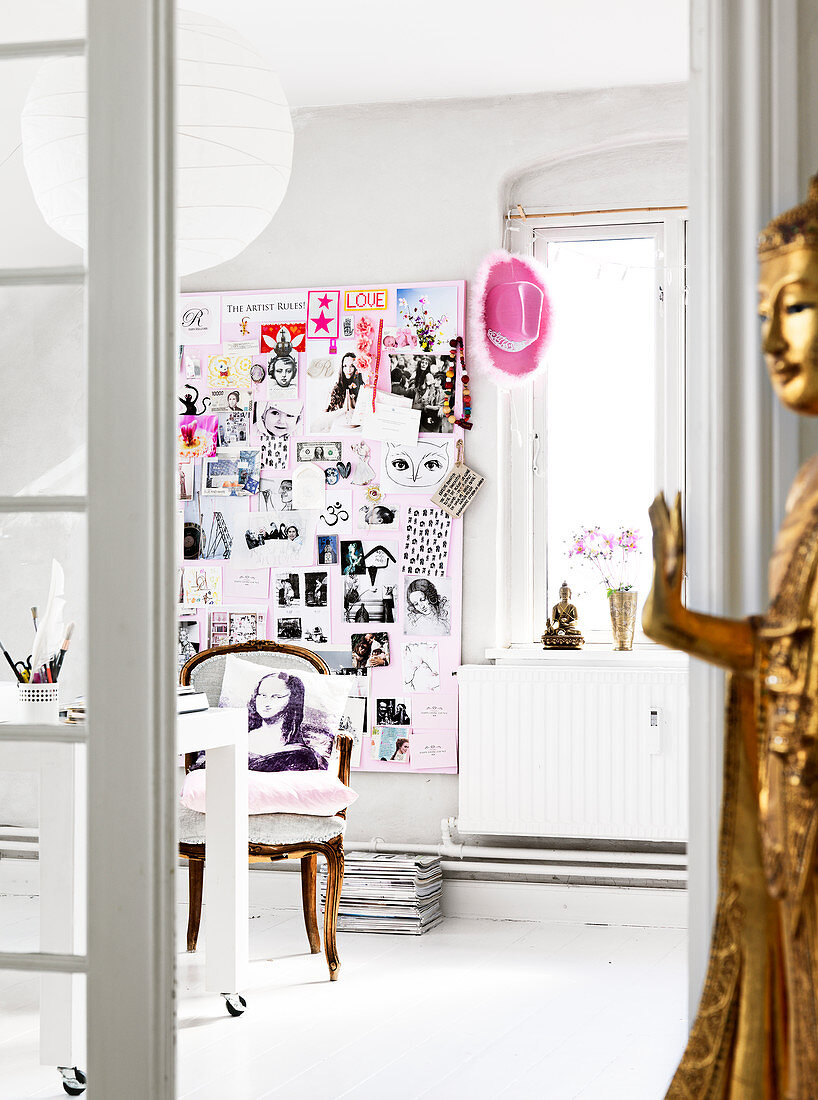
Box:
[317,294,332,309]
[312,311,332,334]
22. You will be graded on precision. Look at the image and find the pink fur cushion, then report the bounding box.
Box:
[180,767,357,816]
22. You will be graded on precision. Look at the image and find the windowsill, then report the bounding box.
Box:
[483,642,690,670]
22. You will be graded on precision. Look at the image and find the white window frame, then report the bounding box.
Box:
[0,2,177,1094]
[497,209,687,647]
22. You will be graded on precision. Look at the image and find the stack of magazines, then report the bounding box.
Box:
[319,852,443,935]
[63,698,86,724]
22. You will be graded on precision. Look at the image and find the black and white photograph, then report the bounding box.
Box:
[358,502,399,530]
[351,632,391,669]
[257,398,303,438]
[403,575,453,636]
[229,510,317,568]
[304,571,328,607]
[300,599,331,644]
[276,617,302,641]
[306,341,370,434]
[376,697,411,726]
[199,498,248,560]
[343,543,399,623]
[388,352,453,433]
[262,353,299,395]
[218,407,250,446]
[297,440,342,463]
[343,576,397,624]
[276,572,301,607]
[402,505,451,577]
[177,619,199,672]
[301,621,329,645]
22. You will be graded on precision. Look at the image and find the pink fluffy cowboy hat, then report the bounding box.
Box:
[469,249,553,387]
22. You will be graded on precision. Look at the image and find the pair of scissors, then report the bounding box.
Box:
[14,656,32,684]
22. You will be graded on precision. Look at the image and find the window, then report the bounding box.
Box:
[504,212,686,643]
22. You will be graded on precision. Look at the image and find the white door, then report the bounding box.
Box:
[0,1,177,1095]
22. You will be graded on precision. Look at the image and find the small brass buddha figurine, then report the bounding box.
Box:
[645,176,818,1099]
[542,581,584,649]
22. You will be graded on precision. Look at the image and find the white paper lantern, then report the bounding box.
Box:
[20,10,294,276]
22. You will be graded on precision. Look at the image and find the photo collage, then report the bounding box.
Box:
[177,283,464,772]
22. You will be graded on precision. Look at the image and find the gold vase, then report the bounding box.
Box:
[608,590,637,651]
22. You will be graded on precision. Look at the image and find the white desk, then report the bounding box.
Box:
[0,701,248,1087]
[177,707,249,996]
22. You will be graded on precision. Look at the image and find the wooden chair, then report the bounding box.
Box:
[179,641,353,981]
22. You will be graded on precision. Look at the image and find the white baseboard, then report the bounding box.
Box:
[1,857,687,929]
[242,864,688,929]
[0,857,38,895]
[441,878,687,928]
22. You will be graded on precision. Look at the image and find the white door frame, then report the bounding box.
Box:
[86,0,177,1093]
[686,0,800,1012]
[0,4,177,1096]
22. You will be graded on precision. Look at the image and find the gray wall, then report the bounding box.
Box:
[184,84,688,843]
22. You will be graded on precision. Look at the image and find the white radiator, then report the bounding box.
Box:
[457,661,689,842]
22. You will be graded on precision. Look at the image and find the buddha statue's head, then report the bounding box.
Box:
[758,176,818,414]
[559,581,572,602]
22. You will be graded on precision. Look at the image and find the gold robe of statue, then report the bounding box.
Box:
[644,178,818,1099]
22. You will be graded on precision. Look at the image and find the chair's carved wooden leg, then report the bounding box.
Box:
[187,858,204,952]
[321,838,344,981]
[300,853,321,954]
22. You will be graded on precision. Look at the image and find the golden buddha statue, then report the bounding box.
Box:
[542,581,584,649]
[644,176,818,1099]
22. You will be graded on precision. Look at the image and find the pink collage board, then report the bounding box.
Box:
[177,281,465,774]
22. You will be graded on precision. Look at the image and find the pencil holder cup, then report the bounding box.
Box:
[17,682,59,724]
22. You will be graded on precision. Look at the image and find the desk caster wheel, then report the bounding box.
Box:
[223,993,247,1017]
[58,1067,87,1096]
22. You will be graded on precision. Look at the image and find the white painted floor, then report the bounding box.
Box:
[0,894,687,1099]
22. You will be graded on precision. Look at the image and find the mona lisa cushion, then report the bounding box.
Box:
[179,766,357,816]
[182,654,357,813]
[216,654,349,769]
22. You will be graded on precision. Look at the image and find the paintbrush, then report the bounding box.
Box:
[53,622,75,679]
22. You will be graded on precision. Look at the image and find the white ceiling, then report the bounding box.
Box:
[5,1,688,108]
[190,0,689,107]
[1,0,688,268]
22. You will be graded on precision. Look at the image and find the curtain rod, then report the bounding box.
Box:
[507,203,687,221]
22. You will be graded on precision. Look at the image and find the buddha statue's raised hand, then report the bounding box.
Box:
[643,491,685,642]
[642,490,754,671]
